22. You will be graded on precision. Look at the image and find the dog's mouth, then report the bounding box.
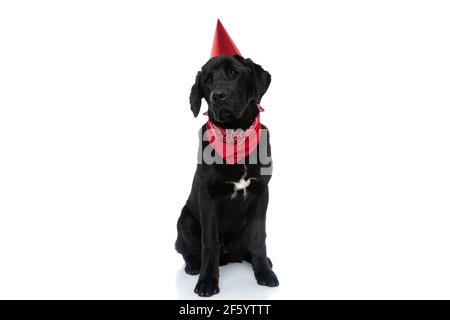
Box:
[218,109,235,120]
[210,107,238,123]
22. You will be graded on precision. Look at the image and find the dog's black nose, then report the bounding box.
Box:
[211,90,227,102]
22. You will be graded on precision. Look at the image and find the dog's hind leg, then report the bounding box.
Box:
[175,205,202,275]
[243,254,273,268]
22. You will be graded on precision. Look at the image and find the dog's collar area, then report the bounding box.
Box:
[204,105,265,165]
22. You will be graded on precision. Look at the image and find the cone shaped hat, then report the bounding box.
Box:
[210,19,242,58]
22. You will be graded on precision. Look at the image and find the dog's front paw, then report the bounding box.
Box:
[185,263,200,275]
[184,255,201,275]
[194,278,220,297]
[255,269,279,287]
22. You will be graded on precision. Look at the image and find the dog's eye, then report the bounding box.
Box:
[204,77,213,85]
[226,68,239,78]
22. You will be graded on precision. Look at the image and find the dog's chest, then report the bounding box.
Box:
[222,165,258,200]
[229,175,254,199]
[207,164,262,200]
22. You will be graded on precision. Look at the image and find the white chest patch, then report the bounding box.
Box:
[230,177,255,199]
[233,178,252,190]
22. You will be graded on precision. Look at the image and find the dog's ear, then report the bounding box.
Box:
[189,71,203,117]
[244,58,271,104]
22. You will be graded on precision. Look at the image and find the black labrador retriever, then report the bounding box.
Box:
[175,54,278,297]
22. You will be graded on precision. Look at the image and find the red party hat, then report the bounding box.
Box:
[210,19,242,58]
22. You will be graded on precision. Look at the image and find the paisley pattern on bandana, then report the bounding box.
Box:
[205,106,264,164]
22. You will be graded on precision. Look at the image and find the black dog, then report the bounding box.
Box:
[175,55,278,297]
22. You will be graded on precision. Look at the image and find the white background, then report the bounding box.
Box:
[1,0,449,299]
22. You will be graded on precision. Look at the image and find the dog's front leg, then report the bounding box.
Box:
[194,198,220,297]
[247,188,279,287]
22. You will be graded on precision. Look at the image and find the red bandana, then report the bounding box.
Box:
[204,106,264,164]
